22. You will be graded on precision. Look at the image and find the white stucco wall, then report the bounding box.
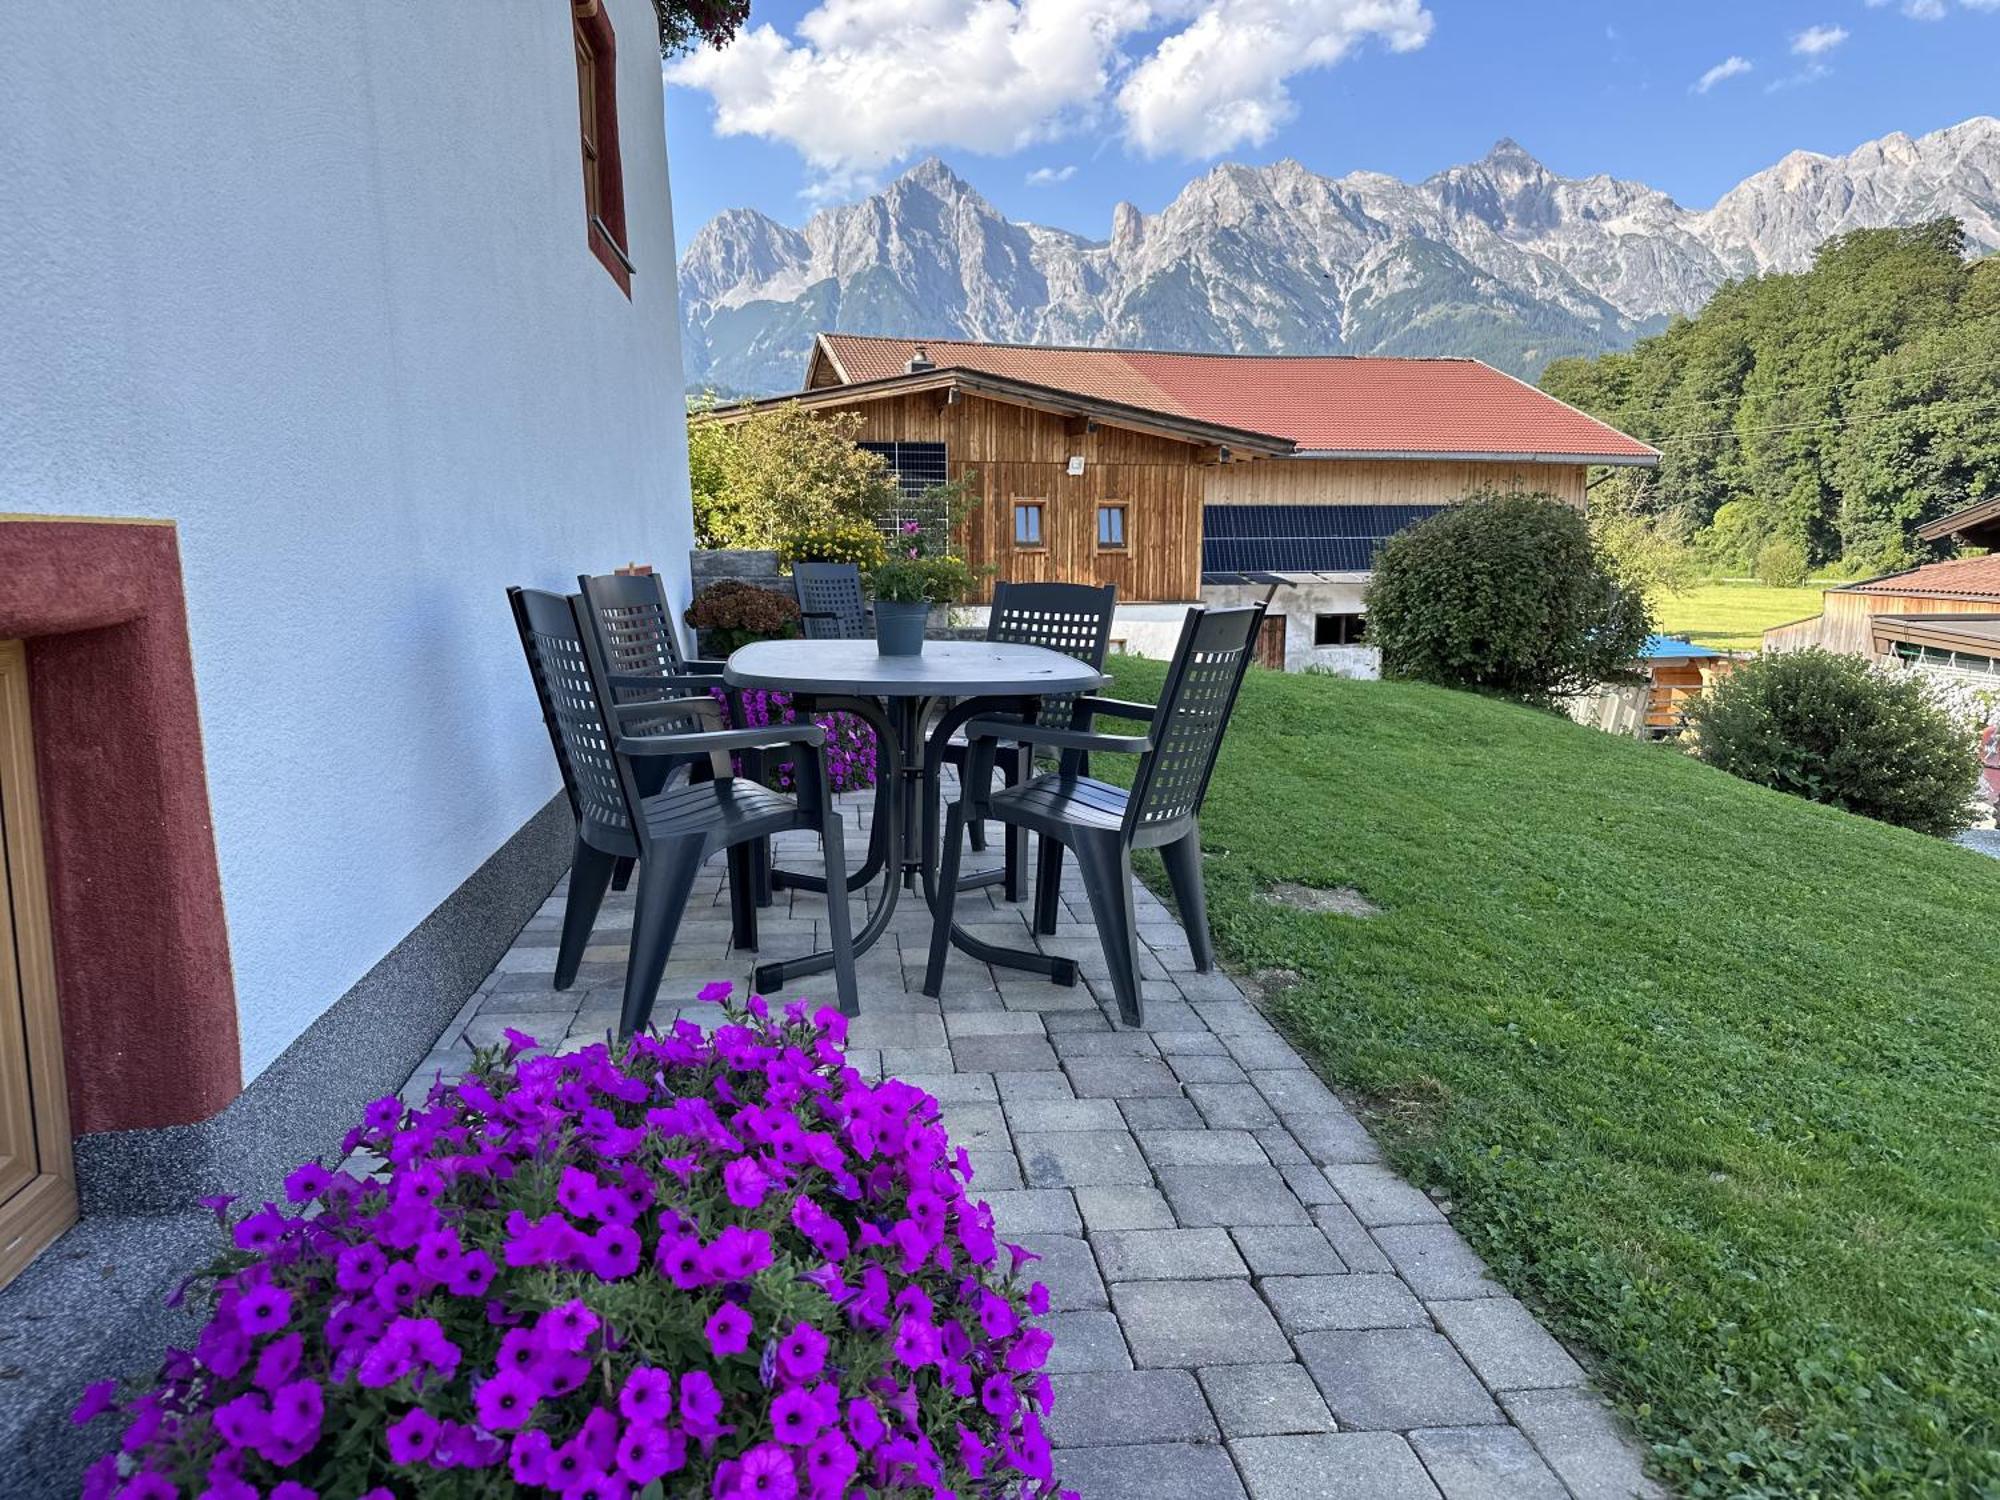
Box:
[0,2,694,1079]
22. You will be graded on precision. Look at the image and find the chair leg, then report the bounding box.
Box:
[818,814,859,1017]
[1003,746,1028,903]
[620,836,706,1037]
[922,802,969,999]
[1072,833,1143,1028]
[726,843,759,952]
[556,836,619,991]
[1034,836,1066,937]
[1159,831,1214,972]
[752,837,774,908]
[610,857,635,893]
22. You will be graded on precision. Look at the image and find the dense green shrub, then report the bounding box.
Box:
[776,518,888,574]
[1684,649,1979,835]
[1367,490,1652,705]
[682,582,800,656]
[1755,537,1810,588]
[686,402,898,550]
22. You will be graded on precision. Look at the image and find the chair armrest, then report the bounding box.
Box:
[616,724,827,759]
[1074,696,1157,723]
[683,659,728,675]
[609,671,729,697]
[963,714,1150,758]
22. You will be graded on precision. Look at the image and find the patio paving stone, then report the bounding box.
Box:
[1054,1442,1247,1500]
[1095,1227,1247,1281]
[1297,1329,1505,1431]
[1017,1130,1152,1188]
[1230,1433,1444,1500]
[1045,1369,1217,1447]
[1431,1297,1587,1392]
[1197,1363,1336,1437]
[429,784,1659,1497]
[1112,1279,1291,1367]
[1407,1425,1569,1500]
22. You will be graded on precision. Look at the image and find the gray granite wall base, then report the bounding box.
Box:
[71,794,572,1214]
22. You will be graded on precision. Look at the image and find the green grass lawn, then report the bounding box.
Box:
[1103,657,2000,1498]
[1652,581,1831,652]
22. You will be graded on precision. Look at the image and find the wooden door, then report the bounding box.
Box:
[1257,616,1287,670]
[0,640,75,1287]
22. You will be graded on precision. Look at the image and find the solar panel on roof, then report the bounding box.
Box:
[1200,505,1446,574]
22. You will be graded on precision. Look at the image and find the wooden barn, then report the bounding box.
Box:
[702,334,1659,671]
[1766,497,2000,658]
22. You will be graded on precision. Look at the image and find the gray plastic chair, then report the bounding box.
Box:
[511,588,858,1031]
[923,603,1265,1027]
[793,561,870,640]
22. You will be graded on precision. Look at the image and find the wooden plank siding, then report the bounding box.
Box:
[849,392,1209,603]
[1206,458,1588,508]
[1769,585,2000,657]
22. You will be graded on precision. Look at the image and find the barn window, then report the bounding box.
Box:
[1314,613,1367,647]
[858,441,949,530]
[573,0,631,295]
[1013,501,1045,548]
[1097,503,1127,549]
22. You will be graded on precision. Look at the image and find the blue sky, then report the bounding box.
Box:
[661,0,1997,254]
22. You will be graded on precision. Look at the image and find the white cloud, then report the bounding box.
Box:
[1865,0,1996,17]
[1692,55,1753,93]
[668,0,1434,180]
[1117,0,1434,158]
[1026,165,1078,185]
[1791,23,1849,54]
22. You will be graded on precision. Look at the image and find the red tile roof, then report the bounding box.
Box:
[816,334,1658,463]
[1847,555,2000,599]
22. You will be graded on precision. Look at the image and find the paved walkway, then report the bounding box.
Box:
[405,791,1663,1500]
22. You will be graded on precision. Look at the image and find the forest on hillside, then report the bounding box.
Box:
[1542,219,2000,575]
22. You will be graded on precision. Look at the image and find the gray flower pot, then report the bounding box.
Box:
[873,599,928,656]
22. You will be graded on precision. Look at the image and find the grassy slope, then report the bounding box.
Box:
[1653,582,1830,652]
[1104,658,2000,1498]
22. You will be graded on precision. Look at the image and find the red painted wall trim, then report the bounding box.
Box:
[575,2,632,298]
[0,519,241,1133]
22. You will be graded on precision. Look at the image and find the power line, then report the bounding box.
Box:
[1658,393,2000,446]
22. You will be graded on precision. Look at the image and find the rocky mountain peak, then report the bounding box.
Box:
[679,116,2000,396]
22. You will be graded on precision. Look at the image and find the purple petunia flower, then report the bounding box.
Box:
[619,1365,674,1425]
[267,1378,323,1448]
[706,1301,753,1358]
[775,1322,827,1384]
[234,1284,292,1338]
[698,980,734,1004]
[70,1379,117,1426]
[734,1441,799,1499]
[472,1369,538,1432]
[384,1406,440,1466]
[616,1422,684,1484]
[282,1162,331,1204]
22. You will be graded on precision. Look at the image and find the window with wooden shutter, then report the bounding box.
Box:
[573,1,631,296]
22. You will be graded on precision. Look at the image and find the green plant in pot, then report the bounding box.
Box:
[867,483,979,655]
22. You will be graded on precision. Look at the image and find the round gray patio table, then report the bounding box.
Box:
[725,639,1105,994]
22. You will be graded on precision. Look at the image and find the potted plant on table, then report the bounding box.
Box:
[867,482,979,657]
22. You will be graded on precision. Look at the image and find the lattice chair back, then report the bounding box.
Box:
[794,562,870,640]
[578,570,689,677]
[987,580,1116,728]
[510,587,639,853]
[1124,604,1266,837]
[578,570,697,737]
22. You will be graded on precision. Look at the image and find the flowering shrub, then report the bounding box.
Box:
[684,582,802,656]
[76,990,1070,1500]
[711,689,878,797]
[776,520,888,576]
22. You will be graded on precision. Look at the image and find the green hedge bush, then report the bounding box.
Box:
[1367,490,1651,705]
[1684,648,1979,835]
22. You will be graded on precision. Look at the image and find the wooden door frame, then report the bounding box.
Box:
[0,638,77,1287]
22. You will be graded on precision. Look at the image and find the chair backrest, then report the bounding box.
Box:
[577,570,689,677]
[1124,603,1266,838]
[987,580,1116,728]
[510,587,638,851]
[793,562,869,640]
[578,570,704,738]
